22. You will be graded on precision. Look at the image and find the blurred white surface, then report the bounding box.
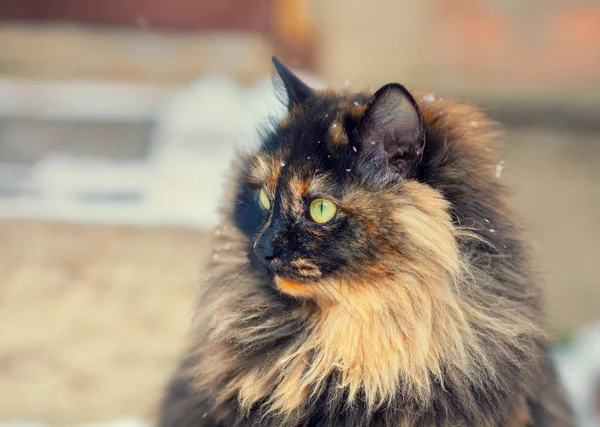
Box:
[0,78,171,122]
[0,75,296,227]
[145,75,285,226]
[555,321,600,427]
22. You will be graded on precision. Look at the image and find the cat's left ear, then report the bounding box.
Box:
[359,83,425,175]
[272,56,314,111]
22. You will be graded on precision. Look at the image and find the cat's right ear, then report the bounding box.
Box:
[359,83,425,176]
[272,56,314,111]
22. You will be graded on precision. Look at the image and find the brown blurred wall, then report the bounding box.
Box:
[317,0,600,98]
[0,0,270,31]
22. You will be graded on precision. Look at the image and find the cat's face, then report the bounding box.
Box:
[233,58,428,298]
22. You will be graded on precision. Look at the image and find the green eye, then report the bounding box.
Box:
[309,198,337,223]
[258,188,271,210]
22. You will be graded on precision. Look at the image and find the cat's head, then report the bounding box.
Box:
[232,57,460,299]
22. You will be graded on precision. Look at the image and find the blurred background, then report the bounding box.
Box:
[0,0,599,426]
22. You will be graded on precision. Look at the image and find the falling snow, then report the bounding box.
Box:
[215,229,221,236]
[213,253,219,260]
[352,146,357,152]
[353,101,359,106]
[484,218,490,223]
[280,161,286,167]
[371,141,376,145]
[489,229,496,233]
[423,94,435,102]
[343,79,350,87]
[325,114,329,118]
[332,123,338,128]
[307,156,311,160]
[471,121,478,127]
[496,160,505,178]
[346,169,352,172]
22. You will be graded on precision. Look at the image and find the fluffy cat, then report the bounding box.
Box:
[157,57,575,427]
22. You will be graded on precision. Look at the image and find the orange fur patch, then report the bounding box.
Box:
[274,276,318,298]
[307,173,334,195]
[248,153,284,192]
[284,175,309,214]
[328,120,348,147]
[348,104,367,120]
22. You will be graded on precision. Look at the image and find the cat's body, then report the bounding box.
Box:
[158,58,575,427]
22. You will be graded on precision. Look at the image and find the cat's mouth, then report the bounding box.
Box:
[273,271,320,283]
[258,256,324,296]
[273,259,321,280]
[274,276,306,292]
[269,261,323,296]
[273,275,322,298]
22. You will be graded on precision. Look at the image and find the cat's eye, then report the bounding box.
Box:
[309,198,337,224]
[258,188,271,210]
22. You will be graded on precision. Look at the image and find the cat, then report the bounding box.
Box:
[157,57,575,427]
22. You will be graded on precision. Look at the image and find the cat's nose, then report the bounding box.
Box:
[253,229,280,262]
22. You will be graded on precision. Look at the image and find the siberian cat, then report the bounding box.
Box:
[157,57,575,427]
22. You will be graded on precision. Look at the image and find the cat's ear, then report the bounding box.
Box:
[272,56,314,111]
[359,83,425,175]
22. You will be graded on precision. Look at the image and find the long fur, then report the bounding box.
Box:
[157,86,575,426]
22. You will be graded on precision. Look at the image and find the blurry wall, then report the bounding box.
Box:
[0,0,271,30]
[0,0,316,83]
[2,0,599,95]
[318,0,600,100]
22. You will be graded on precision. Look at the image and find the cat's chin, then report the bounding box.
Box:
[273,275,321,299]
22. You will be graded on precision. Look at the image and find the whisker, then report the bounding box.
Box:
[313,281,360,325]
[319,278,367,327]
[324,277,366,317]
[310,281,335,305]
